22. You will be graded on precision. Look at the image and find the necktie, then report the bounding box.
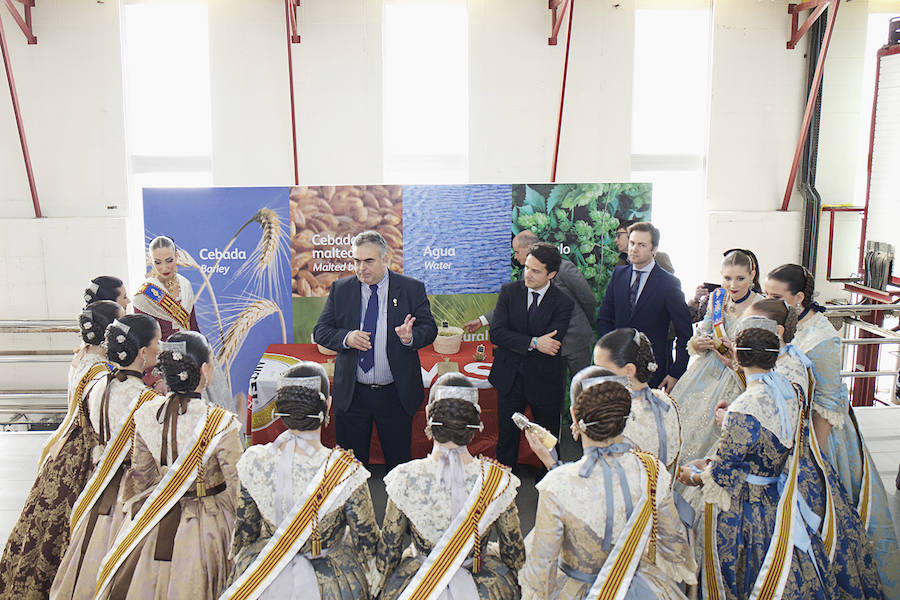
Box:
[359,284,379,372]
[629,270,643,307]
[527,291,539,322]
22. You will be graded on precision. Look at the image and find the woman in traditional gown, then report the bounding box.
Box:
[679,326,837,599]
[378,373,524,600]
[671,249,761,463]
[765,263,900,596]
[593,328,682,474]
[520,368,696,599]
[0,301,122,599]
[738,299,884,599]
[84,275,130,310]
[226,362,379,600]
[51,314,162,600]
[97,331,241,599]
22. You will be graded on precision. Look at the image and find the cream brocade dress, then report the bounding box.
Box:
[229,443,379,599]
[623,388,682,474]
[377,455,525,600]
[50,374,150,600]
[99,396,242,600]
[519,451,696,600]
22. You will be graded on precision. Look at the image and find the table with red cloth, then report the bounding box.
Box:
[248,341,540,466]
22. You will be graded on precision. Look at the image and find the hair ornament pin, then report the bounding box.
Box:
[172,352,183,361]
[84,293,92,302]
[577,418,601,432]
[88,282,99,294]
[734,347,781,353]
[116,335,126,343]
[86,332,95,340]
[308,411,325,422]
[118,351,127,360]
[178,371,189,381]
[647,361,658,373]
[82,321,92,330]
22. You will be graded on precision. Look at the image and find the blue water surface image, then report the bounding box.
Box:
[403,185,511,295]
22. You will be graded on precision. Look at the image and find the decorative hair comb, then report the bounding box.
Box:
[582,375,630,390]
[737,315,778,335]
[277,375,322,392]
[159,340,187,361]
[432,385,481,413]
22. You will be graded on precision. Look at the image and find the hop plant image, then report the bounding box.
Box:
[511,183,652,309]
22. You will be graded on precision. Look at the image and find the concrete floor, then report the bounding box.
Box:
[1,406,898,550]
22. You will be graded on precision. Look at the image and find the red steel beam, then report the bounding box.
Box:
[3,0,36,44]
[284,0,299,185]
[780,0,839,211]
[548,0,570,46]
[0,2,41,217]
[550,0,573,182]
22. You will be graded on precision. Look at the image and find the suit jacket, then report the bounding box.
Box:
[313,271,437,415]
[485,259,595,359]
[488,280,574,401]
[596,264,692,385]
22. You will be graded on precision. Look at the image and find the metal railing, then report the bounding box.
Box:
[1,320,77,428]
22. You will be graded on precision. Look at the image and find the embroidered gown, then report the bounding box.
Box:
[670,295,746,463]
[229,442,379,599]
[50,372,151,600]
[623,387,682,474]
[792,312,900,597]
[0,351,109,600]
[378,455,525,600]
[99,395,242,599]
[520,448,696,600]
[697,383,837,599]
[776,348,884,599]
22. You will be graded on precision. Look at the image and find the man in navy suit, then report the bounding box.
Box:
[314,231,437,470]
[489,243,574,468]
[596,222,692,392]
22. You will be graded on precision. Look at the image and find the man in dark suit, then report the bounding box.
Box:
[597,222,692,392]
[314,231,437,470]
[464,230,596,375]
[488,242,574,468]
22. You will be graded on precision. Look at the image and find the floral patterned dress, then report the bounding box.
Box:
[377,455,524,600]
[623,387,682,474]
[0,352,109,600]
[793,312,900,597]
[670,295,746,463]
[50,372,151,600]
[229,443,379,600]
[697,383,837,599]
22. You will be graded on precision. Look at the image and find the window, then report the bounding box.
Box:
[631,6,712,291]
[382,0,468,183]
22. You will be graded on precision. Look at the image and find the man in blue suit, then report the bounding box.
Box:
[596,222,692,392]
[314,231,437,470]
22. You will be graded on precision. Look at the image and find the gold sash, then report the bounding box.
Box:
[803,375,836,561]
[95,404,231,598]
[221,448,360,600]
[397,459,511,600]
[585,450,659,600]
[39,362,112,469]
[69,387,159,536]
[138,281,191,330]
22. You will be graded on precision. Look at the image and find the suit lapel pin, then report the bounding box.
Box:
[392,298,398,307]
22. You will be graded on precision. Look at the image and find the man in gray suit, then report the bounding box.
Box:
[464,230,596,374]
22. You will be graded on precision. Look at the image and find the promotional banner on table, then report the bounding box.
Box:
[144,183,651,426]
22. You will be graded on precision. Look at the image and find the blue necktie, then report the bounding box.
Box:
[359,284,379,373]
[629,269,643,307]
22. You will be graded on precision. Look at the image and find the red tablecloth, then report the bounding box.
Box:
[249,341,539,466]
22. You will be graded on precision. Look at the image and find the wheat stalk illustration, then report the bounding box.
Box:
[217,298,286,372]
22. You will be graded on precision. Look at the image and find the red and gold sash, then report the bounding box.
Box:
[39,362,112,469]
[95,405,231,598]
[221,448,361,600]
[397,459,512,600]
[585,450,659,600]
[138,281,191,330]
[69,388,159,536]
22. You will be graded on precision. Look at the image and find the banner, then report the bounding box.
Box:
[143,187,294,411]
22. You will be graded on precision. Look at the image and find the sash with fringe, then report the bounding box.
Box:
[584,450,659,600]
[95,404,231,598]
[397,459,512,600]
[801,369,837,561]
[220,448,361,600]
[711,288,728,341]
[69,387,159,536]
[39,362,112,469]
[703,389,805,600]
[137,281,191,330]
